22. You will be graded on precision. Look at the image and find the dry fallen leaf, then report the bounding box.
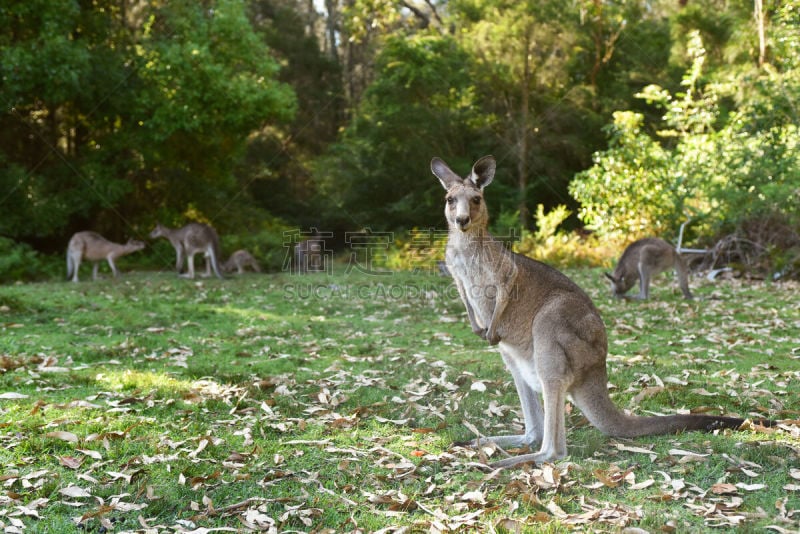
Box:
[0,392,29,399]
[46,431,79,443]
[58,456,84,469]
[710,483,738,495]
[59,485,92,498]
[76,448,102,460]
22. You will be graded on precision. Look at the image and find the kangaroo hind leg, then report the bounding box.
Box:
[492,338,570,468]
[458,345,544,460]
[107,255,119,277]
[674,255,693,299]
[181,253,197,279]
[68,252,81,282]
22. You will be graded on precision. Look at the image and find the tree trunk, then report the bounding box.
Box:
[755,0,766,67]
[517,28,532,230]
[324,0,339,63]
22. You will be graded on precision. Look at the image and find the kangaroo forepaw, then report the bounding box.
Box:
[486,331,501,345]
[472,326,488,340]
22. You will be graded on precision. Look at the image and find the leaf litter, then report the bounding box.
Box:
[0,274,799,531]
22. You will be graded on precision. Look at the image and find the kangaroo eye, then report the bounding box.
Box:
[446,196,456,205]
[472,197,481,205]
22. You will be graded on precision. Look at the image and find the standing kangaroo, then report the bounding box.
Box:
[432,155,769,467]
[149,223,223,279]
[66,231,145,283]
[222,249,261,274]
[605,238,693,300]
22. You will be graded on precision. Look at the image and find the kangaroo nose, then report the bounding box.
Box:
[456,216,470,228]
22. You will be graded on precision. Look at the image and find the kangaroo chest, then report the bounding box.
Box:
[446,240,513,327]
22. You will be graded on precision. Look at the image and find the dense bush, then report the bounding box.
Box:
[570,24,800,277]
[0,237,56,283]
[514,205,617,268]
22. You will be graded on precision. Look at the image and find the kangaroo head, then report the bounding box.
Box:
[128,239,146,251]
[431,156,496,233]
[149,223,164,239]
[604,272,629,298]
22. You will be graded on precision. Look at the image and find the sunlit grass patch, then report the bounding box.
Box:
[94,369,194,397]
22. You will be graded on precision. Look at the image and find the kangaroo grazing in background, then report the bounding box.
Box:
[222,249,261,274]
[431,155,771,468]
[149,223,224,279]
[66,231,145,283]
[605,237,693,300]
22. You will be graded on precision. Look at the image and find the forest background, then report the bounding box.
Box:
[1,0,799,281]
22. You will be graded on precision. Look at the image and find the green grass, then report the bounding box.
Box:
[1,266,798,532]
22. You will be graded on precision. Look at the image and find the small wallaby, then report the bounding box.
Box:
[605,238,693,300]
[149,223,223,279]
[294,237,325,273]
[222,249,261,274]
[432,155,771,468]
[66,231,145,283]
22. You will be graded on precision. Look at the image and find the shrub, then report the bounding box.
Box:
[515,205,618,268]
[0,237,45,283]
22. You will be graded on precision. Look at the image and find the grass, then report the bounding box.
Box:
[0,264,798,532]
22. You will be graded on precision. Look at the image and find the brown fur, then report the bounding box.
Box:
[605,238,692,300]
[432,155,770,468]
[150,223,223,279]
[222,249,261,274]
[66,231,145,282]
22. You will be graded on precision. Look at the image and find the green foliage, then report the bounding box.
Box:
[570,22,800,260]
[243,0,344,227]
[0,0,134,240]
[220,219,297,273]
[0,0,296,251]
[571,32,720,241]
[569,110,681,239]
[0,237,44,283]
[312,34,487,231]
[514,204,615,268]
[132,0,297,221]
[3,0,799,274]
[382,204,615,274]
[379,229,447,274]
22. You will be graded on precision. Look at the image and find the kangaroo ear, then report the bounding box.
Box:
[431,157,462,190]
[469,155,496,189]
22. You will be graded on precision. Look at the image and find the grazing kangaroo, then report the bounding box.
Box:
[222,249,261,274]
[66,231,145,283]
[294,236,325,273]
[605,238,693,300]
[432,155,770,468]
[149,223,223,279]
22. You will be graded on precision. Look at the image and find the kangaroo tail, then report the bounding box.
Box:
[209,238,224,280]
[66,253,73,280]
[66,242,82,280]
[571,374,774,438]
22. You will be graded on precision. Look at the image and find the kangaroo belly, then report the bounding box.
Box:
[499,342,541,393]
[184,242,210,256]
